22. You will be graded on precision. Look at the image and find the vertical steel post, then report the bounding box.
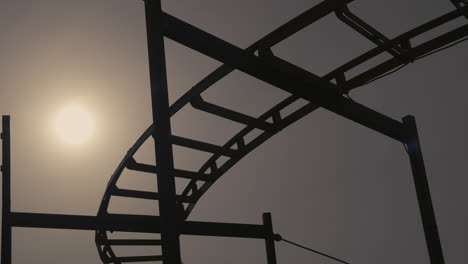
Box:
[1,116,11,264]
[402,115,445,264]
[144,1,182,263]
[263,213,278,264]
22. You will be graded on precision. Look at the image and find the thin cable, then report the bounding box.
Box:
[402,141,409,153]
[361,63,409,86]
[415,36,468,61]
[280,237,352,264]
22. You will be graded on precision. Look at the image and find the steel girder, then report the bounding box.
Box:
[94,0,467,263]
[1,0,467,263]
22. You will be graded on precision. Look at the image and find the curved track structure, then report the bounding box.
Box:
[94,0,468,262]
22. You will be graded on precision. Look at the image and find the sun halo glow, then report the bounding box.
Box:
[54,105,94,145]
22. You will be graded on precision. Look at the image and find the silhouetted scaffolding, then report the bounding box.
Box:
[2,0,468,263]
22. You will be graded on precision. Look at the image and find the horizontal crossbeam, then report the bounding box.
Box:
[9,212,269,239]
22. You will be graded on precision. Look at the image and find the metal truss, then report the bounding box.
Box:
[2,0,468,263]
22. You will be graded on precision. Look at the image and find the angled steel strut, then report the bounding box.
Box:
[2,0,467,263]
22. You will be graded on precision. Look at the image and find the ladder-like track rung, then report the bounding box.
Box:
[126,158,212,181]
[111,188,195,203]
[190,95,275,130]
[125,158,155,173]
[172,135,237,157]
[175,168,210,181]
[109,255,163,262]
[97,239,162,246]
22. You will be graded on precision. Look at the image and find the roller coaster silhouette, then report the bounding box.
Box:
[2,0,468,263]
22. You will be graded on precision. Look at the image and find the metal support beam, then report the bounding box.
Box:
[9,212,270,239]
[144,1,181,263]
[161,12,406,142]
[263,213,278,264]
[403,115,445,264]
[168,0,355,117]
[1,116,11,264]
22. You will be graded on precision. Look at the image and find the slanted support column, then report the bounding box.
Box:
[402,115,445,264]
[1,116,11,264]
[144,1,182,263]
[263,213,278,264]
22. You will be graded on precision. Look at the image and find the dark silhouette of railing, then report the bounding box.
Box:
[2,0,467,263]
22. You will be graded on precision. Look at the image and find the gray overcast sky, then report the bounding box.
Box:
[0,0,467,263]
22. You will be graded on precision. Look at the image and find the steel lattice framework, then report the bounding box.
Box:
[2,0,468,263]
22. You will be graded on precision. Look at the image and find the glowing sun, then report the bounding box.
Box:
[54,105,94,145]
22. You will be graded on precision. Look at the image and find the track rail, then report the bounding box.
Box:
[95,1,468,262]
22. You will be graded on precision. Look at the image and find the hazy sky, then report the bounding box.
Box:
[0,0,467,263]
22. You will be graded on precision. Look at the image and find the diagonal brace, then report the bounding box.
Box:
[161,12,406,142]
